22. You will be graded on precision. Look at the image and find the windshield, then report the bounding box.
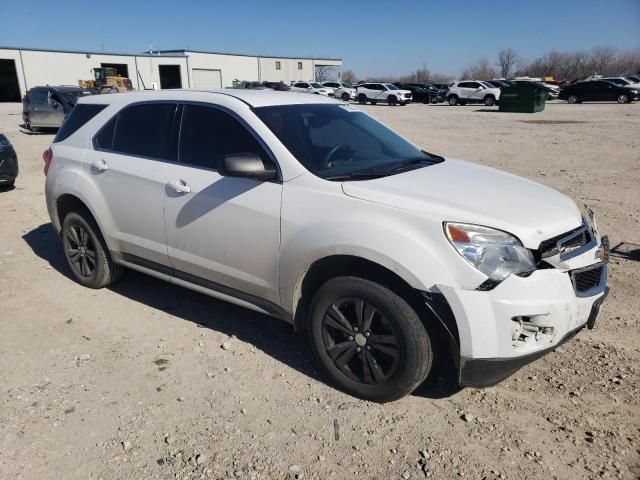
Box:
[606,78,628,85]
[55,89,91,105]
[310,82,323,88]
[342,82,353,88]
[385,84,399,90]
[255,104,442,180]
[481,82,495,88]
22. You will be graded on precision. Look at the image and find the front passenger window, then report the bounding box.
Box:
[179,105,269,171]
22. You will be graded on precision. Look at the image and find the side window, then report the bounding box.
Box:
[179,105,269,171]
[111,103,177,160]
[28,89,47,104]
[458,82,472,88]
[95,115,116,150]
[54,104,106,143]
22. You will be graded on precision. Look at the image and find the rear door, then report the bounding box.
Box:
[162,103,282,304]
[27,89,51,127]
[84,102,178,266]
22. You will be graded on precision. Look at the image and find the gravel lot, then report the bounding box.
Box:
[1,100,639,480]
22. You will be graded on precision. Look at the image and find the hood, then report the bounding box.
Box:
[341,158,582,249]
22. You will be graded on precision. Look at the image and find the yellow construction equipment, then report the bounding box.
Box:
[79,67,133,94]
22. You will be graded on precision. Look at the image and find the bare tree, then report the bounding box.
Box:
[315,65,339,82]
[589,46,617,75]
[462,58,498,80]
[340,69,358,83]
[497,48,521,78]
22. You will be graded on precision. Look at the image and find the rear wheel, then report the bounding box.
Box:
[617,94,630,104]
[61,210,123,288]
[448,95,458,106]
[568,94,579,104]
[308,276,432,402]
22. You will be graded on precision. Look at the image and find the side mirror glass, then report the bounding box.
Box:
[219,153,277,181]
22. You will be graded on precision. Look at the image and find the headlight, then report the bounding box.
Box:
[444,222,536,281]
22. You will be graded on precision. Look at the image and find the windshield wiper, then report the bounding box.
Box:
[324,171,393,181]
[381,157,438,174]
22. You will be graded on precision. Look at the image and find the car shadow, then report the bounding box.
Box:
[18,124,57,135]
[22,222,460,400]
[0,184,16,192]
[609,241,640,262]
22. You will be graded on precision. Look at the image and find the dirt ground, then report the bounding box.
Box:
[1,99,639,480]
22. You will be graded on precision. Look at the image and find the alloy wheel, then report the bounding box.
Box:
[321,298,400,385]
[65,223,97,277]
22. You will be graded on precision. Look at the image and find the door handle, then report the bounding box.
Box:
[167,180,191,193]
[91,159,109,172]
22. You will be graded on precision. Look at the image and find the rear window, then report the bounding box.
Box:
[53,104,106,143]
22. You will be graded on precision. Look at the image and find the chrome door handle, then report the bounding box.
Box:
[167,180,191,193]
[91,159,108,172]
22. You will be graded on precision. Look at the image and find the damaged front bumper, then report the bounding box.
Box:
[433,248,609,387]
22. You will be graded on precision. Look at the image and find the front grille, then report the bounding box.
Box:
[538,223,592,259]
[571,265,604,293]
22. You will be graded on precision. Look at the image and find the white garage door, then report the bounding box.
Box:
[192,69,222,89]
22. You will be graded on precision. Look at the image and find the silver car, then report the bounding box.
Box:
[22,86,92,131]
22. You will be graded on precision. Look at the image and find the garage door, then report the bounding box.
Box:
[192,69,222,89]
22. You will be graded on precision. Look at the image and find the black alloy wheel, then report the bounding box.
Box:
[64,223,97,278]
[322,298,400,384]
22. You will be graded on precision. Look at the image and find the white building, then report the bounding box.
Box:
[0,46,342,102]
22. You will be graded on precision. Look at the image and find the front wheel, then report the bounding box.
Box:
[567,94,579,104]
[448,95,458,106]
[308,277,432,402]
[341,92,351,101]
[61,210,123,288]
[484,95,496,106]
[388,95,397,106]
[617,94,630,104]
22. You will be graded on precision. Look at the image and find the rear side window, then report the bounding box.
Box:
[179,104,268,171]
[28,90,48,104]
[53,104,106,143]
[111,103,177,160]
[94,116,117,150]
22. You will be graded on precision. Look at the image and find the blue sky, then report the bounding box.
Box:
[1,0,638,77]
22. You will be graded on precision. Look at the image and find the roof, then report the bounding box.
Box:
[77,89,343,108]
[0,45,186,58]
[157,49,342,62]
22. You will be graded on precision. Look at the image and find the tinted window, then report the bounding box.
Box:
[458,82,473,88]
[95,116,116,150]
[179,105,268,171]
[28,89,47,104]
[54,104,106,143]
[111,103,177,160]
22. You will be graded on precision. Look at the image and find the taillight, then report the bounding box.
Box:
[43,147,53,175]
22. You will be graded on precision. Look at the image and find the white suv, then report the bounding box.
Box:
[447,80,501,106]
[321,81,356,101]
[290,81,332,95]
[44,90,609,402]
[356,83,412,106]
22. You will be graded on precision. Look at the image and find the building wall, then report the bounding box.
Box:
[0,47,342,98]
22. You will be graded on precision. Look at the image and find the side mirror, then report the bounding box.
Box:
[307,86,312,90]
[219,153,277,181]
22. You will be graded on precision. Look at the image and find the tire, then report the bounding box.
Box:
[61,210,123,289]
[448,95,458,106]
[459,100,467,106]
[370,100,377,105]
[308,276,432,403]
[341,92,351,101]
[568,94,579,104]
[388,95,397,106]
[617,94,629,104]
[358,94,367,105]
[484,95,496,106]
[399,102,406,106]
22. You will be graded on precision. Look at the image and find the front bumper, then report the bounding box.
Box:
[437,250,608,387]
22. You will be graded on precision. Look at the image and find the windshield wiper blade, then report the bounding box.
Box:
[381,157,436,174]
[324,171,391,181]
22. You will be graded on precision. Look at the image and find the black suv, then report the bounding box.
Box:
[559,80,639,104]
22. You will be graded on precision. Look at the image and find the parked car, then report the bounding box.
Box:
[624,75,640,83]
[290,82,332,95]
[262,81,290,91]
[447,81,501,106]
[0,134,18,187]
[431,83,452,91]
[44,90,609,402]
[355,83,412,105]
[22,86,92,131]
[558,80,639,104]
[599,77,640,89]
[393,83,444,104]
[321,81,356,101]
[231,81,271,90]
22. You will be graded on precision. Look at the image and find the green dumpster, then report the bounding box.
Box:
[499,82,547,113]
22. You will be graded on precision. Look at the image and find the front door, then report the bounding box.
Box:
[85,102,178,266]
[162,104,282,304]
